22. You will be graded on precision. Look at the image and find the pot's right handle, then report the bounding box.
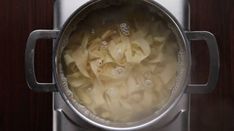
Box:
[185,31,220,94]
[25,30,60,92]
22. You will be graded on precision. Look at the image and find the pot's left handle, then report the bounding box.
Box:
[25,30,60,92]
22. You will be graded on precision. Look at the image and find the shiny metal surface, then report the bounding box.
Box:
[25,30,59,92]
[53,92,190,131]
[53,0,189,29]
[185,31,220,94]
[53,0,191,131]
[53,0,192,130]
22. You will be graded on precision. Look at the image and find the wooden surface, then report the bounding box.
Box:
[190,0,234,131]
[0,0,233,131]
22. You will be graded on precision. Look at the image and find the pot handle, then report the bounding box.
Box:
[25,30,60,92]
[185,31,220,94]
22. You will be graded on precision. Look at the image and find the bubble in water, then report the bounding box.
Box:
[66,90,73,98]
[84,110,90,115]
[116,67,124,74]
[119,23,130,36]
[112,66,125,76]
[102,41,108,45]
[144,79,153,88]
[101,41,108,49]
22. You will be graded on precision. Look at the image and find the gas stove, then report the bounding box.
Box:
[53,0,190,131]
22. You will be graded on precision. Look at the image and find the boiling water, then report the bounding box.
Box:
[62,3,180,123]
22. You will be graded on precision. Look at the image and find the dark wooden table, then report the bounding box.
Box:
[0,0,233,131]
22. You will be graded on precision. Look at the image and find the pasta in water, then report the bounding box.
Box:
[62,5,179,122]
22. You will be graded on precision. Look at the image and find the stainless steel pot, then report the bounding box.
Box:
[25,0,220,130]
